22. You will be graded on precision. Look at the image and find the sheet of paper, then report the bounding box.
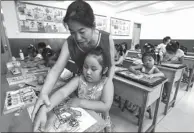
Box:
[27,106,97,132]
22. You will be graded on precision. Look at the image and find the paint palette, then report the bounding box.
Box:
[3,86,37,115]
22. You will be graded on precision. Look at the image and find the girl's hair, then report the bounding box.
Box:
[166,40,179,53]
[142,43,155,54]
[135,44,140,50]
[37,42,46,49]
[142,52,156,62]
[63,0,95,28]
[115,43,127,56]
[86,47,107,73]
[163,36,171,43]
[27,44,38,57]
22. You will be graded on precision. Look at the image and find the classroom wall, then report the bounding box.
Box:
[2,1,143,55]
[1,1,114,39]
[140,8,194,52]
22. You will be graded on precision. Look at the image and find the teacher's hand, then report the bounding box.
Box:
[33,105,48,132]
[32,93,51,122]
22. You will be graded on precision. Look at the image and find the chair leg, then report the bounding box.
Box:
[122,100,129,112]
[147,106,152,119]
[118,96,122,108]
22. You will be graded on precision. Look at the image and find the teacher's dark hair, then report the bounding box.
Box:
[63,0,95,28]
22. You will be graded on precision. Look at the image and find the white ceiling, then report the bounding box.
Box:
[99,1,194,16]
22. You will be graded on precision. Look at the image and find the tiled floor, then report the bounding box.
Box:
[110,82,194,132]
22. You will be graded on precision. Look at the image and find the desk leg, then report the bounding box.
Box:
[151,84,164,132]
[138,93,148,132]
[186,68,194,91]
[172,70,184,107]
[164,81,174,115]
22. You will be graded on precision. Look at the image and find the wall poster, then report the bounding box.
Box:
[110,17,131,36]
[95,14,107,31]
[15,1,69,33]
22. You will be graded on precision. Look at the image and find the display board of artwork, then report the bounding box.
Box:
[110,17,131,36]
[15,1,69,33]
[95,14,107,31]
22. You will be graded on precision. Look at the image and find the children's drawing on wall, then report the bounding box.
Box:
[37,21,45,33]
[15,1,68,33]
[19,20,30,31]
[29,20,38,31]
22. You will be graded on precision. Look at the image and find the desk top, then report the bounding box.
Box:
[159,63,186,69]
[184,55,194,60]
[1,74,106,132]
[115,70,167,88]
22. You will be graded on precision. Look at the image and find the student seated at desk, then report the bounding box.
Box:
[134,44,142,59]
[34,42,47,61]
[42,48,60,67]
[114,43,127,66]
[27,44,38,60]
[160,41,184,64]
[132,43,155,65]
[129,52,164,79]
[33,47,113,132]
[127,52,164,115]
[156,36,171,54]
[160,41,185,102]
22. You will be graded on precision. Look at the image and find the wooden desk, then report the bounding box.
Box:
[113,70,167,132]
[123,59,134,68]
[125,50,141,58]
[1,74,106,132]
[157,64,186,115]
[184,56,194,91]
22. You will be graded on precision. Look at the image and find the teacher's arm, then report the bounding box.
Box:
[32,40,70,121]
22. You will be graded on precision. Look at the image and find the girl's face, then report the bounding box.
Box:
[83,55,103,83]
[143,56,155,69]
[67,20,94,49]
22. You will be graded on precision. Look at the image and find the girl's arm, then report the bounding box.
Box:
[115,55,124,65]
[79,78,114,113]
[150,67,164,78]
[41,41,70,95]
[128,64,143,75]
[45,76,80,112]
[169,56,184,64]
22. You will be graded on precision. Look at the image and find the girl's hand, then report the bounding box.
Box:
[67,98,81,108]
[33,105,48,132]
[135,70,141,75]
[144,74,154,79]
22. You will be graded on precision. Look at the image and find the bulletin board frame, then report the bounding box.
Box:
[94,14,108,31]
[110,17,131,36]
[15,1,69,34]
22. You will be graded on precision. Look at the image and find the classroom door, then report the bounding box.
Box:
[131,23,141,50]
[1,6,12,75]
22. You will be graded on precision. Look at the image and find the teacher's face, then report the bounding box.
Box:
[67,20,93,48]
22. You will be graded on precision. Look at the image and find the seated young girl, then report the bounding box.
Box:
[42,48,60,67]
[160,41,184,64]
[33,47,113,132]
[34,42,47,61]
[127,52,164,115]
[114,43,127,66]
[129,52,164,79]
[160,41,185,102]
